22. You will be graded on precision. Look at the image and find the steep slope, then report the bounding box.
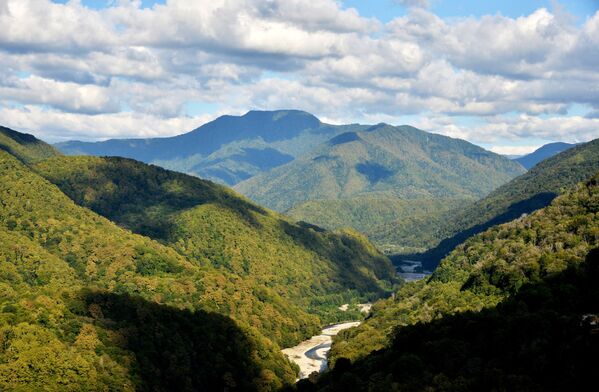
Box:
[317,172,599,391]
[56,110,366,185]
[0,149,296,390]
[287,197,470,254]
[407,138,599,270]
[235,124,525,212]
[515,142,576,169]
[315,250,599,391]
[0,127,399,390]
[34,155,398,328]
[0,125,59,164]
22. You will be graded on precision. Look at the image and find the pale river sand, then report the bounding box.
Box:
[282,321,361,379]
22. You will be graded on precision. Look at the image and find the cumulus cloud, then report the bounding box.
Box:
[0,105,214,141]
[0,0,597,146]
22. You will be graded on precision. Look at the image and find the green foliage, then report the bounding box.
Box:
[408,138,599,270]
[327,172,599,369]
[313,248,599,391]
[55,110,366,186]
[34,155,397,349]
[235,124,525,211]
[287,197,471,254]
[0,150,298,390]
[0,125,59,164]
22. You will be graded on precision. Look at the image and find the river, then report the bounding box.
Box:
[281,321,361,379]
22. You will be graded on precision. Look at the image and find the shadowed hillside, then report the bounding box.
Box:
[326,171,599,369]
[398,138,599,270]
[310,248,599,391]
[0,149,296,390]
[0,125,59,164]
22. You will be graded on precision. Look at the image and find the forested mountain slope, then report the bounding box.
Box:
[236,124,525,212]
[0,125,59,164]
[515,141,576,169]
[34,155,397,330]
[0,128,398,390]
[313,248,599,391]
[0,150,296,390]
[287,197,470,254]
[320,171,599,389]
[56,110,366,185]
[406,138,599,270]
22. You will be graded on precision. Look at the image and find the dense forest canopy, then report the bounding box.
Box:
[313,172,599,391]
[399,138,599,270]
[0,128,399,390]
[235,124,524,212]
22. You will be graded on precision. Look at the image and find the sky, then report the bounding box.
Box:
[1,0,598,154]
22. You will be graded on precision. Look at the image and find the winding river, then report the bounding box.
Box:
[282,321,361,379]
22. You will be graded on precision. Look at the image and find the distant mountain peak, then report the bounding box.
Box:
[515,142,576,169]
[230,109,321,126]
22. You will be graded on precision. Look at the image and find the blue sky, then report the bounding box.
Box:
[53,0,599,20]
[2,0,598,153]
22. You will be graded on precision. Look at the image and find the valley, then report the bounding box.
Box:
[1,120,597,391]
[2,2,599,391]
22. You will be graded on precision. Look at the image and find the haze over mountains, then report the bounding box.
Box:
[56,110,528,254]
[57,110,366,186]
[514,142,577,169]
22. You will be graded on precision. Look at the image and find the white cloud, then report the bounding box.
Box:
[0,105,215,141]
[489,145,541,156]
[0,0,597,146]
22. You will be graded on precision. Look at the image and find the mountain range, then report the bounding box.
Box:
[56,110,365,186]
[1,118,597,390]
[55,111,530,255]
[235,124,525,211]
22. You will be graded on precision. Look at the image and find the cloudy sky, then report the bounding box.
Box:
[1,0,598,154]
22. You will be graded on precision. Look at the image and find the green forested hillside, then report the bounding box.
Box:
[324,172,599,374]
[287,197,470,254]
[33,156,398,335]
[313,248,599,391]
[406,138,599,270]
[0,150,296,390]
[0,128,398,390]
[235,124,524,212]
[0,125,59,164]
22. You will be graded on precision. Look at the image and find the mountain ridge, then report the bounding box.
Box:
[0,127,398,390]
[235,123,525,211]
[515,141,576,169]
[55,110,367,185]
[400,137,599,270]
[318,171,599,391]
